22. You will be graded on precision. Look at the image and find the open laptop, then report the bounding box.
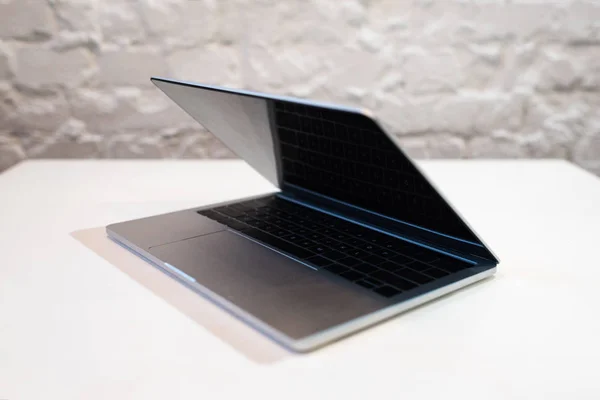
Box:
[107,77,499,352]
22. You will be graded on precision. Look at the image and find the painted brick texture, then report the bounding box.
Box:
[1,0,599,175]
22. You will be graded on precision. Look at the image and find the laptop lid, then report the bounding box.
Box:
[151,77,498,265]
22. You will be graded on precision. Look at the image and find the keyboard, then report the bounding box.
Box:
[198,196,472,298]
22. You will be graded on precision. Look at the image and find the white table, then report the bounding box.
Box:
[1,160,599,400]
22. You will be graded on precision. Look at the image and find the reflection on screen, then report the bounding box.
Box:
[273,100,479,243]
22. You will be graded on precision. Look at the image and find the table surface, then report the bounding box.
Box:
[1,159,600,400]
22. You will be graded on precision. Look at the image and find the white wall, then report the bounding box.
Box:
[1,0,599,174]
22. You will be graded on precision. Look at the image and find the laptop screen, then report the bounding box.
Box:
[273,100,480,244]
[152,77,487,248]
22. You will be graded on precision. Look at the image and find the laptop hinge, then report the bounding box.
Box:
[278,185,496,265]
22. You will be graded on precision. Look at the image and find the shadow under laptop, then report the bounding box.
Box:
[71,227,293,365]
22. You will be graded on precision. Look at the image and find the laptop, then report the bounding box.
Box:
[107,77,499,352]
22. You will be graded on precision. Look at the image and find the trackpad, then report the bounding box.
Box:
[149,231,386,340]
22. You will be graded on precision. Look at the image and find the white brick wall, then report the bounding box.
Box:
[1,0,599,175]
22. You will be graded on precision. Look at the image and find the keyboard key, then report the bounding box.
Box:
[238,215,255,223]
[214,207,245,218]
[352,263,378,274]
[400,174,415,192]
[374,286,402,298]
[362,277,383,287]
[347,249,367,258]
[339,270,365,282]
[395,268,434,285]
[389,254,413,264]
[279,128,297,145]
[363,254,386,266]
[280,222,298,231]
[370,270,418,291]
[244,229,314,259]
[321,250,346,261]
[430,257,470,273]
[260,222,277,232]
[337,257,361,267]
[248,220,267,229]
[373,248,395,258]
[282,234,302,243]
[297,238,317,248]
[316,237,333,245]
[423,267,450,279]
[378,262,402,272]
[307,232,325,241]
[356,279,377,289]
[198,209,222,221]
[332,233,349,241]
[414,253,440,263]
[383,240,414,253]
[364,232,389,245]
[225,219,250,231]
[347,238,364,246]
[307,245,329,254]
[407,261,431,272]
[357,242,377,252]
[317,227,336,235]
[333,242,353,252]
[323,264,349,274]
[306,255,334,267]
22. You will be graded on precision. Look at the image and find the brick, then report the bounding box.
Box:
[245,44,322,91]
[0,83,17,127]
[141,0,244,47]
[467,132,529,158]
[574,132,600,165]
[535,48,579,92]
[15,47,94,88]
[559,1,600,44]
[401,47,465,94]
[142,0,234,47]
[97,50,169,86]
[0,138,25,172]
[357,28,385,53]
[52,0,98,33]
[49,31,102,52]
[139,0,186,38]
[0,0,56,40]
[180,135,235,159]
[370,1,564,45]
[376,92,524,137]
[319,47,389,107]
[576,47,600,90]
[397,134,466,159]
[464,43,506,89]
[27,118,102,159]
[98,0,145,45]
[375,94,437,135]
[432,92,525,136]
[0,41,15,79]
[69,88,194,133]
[471,92,526,135]
[106,134,167,158]
[69,88,131,132]
[522,94,589,150]
[167,46,241,86]
[11,90,70,132]
[244,0,357,46]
